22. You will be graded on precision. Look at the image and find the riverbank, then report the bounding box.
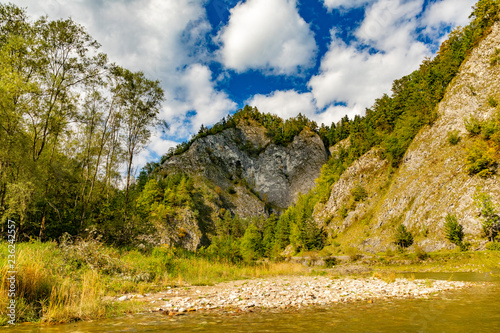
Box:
[1,240,499,325]
[119,275,474,315]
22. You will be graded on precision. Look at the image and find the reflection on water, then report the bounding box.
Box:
[7,273,500,333]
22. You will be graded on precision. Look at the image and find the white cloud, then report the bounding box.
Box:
[218,0,317,75]
[421,0,475,39]
[249,90,317,120]
[322,0,372,10]
[309,31,429,111]
[356,0,424,51]
[307,0,431,123]
[179,64,236,132]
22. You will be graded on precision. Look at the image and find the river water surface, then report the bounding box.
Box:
[8,273,500,333]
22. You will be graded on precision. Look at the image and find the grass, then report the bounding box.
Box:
[370,250,500,273]
[0,240,309,325]
[2,239,499,326]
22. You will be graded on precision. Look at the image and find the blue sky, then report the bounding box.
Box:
[7,0,477,166]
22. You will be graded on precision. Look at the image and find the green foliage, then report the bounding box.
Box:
[486,242,500,250]
[414,246,429,260]
[481,119,498,139]
[240,224,263,262]
[475,192,500,241]
[228,186,236,194]
[394,224,414,249]
[490,48,500,65]
[488,96,499,108]
[280,194,324,252]
[447,130,462,145]
[464,116,483,136]
[351,183,368,202]
[443,214,465,247]
[339,205,348,219]
[465,140,497,177]
[345,246,362,261]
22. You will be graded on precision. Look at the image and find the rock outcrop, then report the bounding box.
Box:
[162,122,328,214]
[317,21,500,253]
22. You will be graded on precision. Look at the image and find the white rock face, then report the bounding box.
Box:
[162,124,328,210]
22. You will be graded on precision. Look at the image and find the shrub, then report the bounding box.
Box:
[323,257,337,268]
[475,192,500,241]
[481,120,498,139]
[488,96,498,108]
[443,213,465,247]
[460,241,472,252]
[228,186,236,195]
[447,130,461,145]
[486,242,500,251]
[465,140,497,177]
[394,224,414,249]
[490,48,500,65]
[464,116,483,136]
[414,246,429,260]
[351,183,368,202]
[339,205,348,219]
[345,246,362,261]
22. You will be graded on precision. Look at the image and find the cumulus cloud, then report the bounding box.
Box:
[249,90,317,120]
[307,0,431,122]
[164,64,236,138]
[322,0,372,10]
[356,0,424,51]
[421,0,476,39]
[217,0,317,75]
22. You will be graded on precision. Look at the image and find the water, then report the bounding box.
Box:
[7,273,500,333]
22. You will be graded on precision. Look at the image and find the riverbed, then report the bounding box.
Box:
[6,273,500,332]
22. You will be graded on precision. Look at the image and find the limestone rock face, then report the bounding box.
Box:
[162,124,328,213]
[317,22,500,253]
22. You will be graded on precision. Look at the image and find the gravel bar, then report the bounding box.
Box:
[115,276,474,315]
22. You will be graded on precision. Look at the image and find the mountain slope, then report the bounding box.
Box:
[317,20,500,253]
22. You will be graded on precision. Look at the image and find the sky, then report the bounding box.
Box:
[6,0,478,167]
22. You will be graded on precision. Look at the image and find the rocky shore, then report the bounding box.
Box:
[115,276,473,315]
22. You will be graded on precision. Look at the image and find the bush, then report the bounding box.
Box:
[414,246,429,260]
[345,246,362,261]
[464,116,483,136]
[339,205,348,219]
[443,213,465,247]
[447,130,461,145]
[481,120,498,139]
[228,186,236,195]
[490,48,500,65]
[475,192,500,241]
[394,224,414,249]
[323,257,337,268]
[465,140,497,177]
[486,242,500,251]
[351,183,368,202]
[488,96,498,108]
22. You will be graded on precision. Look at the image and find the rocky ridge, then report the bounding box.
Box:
[316,21,500,253]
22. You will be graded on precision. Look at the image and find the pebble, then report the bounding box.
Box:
[143,276,473,314]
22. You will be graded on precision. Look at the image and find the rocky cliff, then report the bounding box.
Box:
[161,120,328,221]
[316,22,500,253]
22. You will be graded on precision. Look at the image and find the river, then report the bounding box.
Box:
[7,273,500,332]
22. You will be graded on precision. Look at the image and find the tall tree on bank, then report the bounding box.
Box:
[112,66,164,222]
